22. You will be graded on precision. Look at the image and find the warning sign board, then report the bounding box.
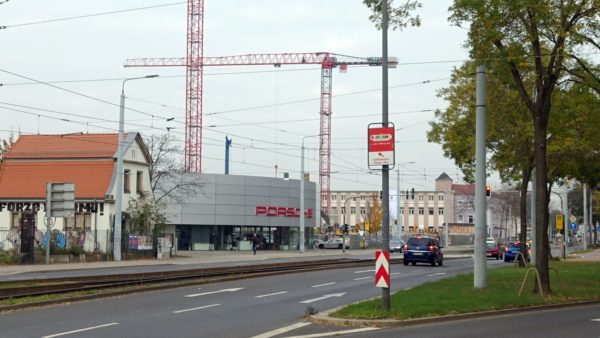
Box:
[375,250,390,288]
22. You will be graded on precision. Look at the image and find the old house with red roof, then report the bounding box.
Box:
[0,133,151,253]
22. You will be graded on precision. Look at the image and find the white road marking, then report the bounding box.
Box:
[353,276,371,281]
[426,272,447,277]
[42,322,119,338]
[173,303,220,314]
[591,317,600,322]
[184,287,244,297]
[255,291,288,298]
[285,327,379,338]
[300,292,346,304]
[0,271,22,276]
[251,322,311,338]
[311,282,335,288]
[391,272,401,275]
[353,269,375,274]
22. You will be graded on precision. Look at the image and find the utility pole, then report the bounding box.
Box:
[530,169,536,264]
[583,183,588,251]
[397,167,402,242]
[474,64,487,289]
[381,0,391,311]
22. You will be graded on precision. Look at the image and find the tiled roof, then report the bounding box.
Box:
[452,184,475,195]
[435,172,452,181]
[0,160,114,199]
[4,134,121,159]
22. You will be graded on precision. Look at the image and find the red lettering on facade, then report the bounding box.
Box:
[255,206,312,218]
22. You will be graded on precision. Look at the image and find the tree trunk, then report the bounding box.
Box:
[534,112,551,295]
[518,166,532,267]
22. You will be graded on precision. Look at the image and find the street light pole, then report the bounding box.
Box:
[300,134,320,253]
[114,75,159,261]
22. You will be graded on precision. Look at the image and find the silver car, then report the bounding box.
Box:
[319,237,350,249]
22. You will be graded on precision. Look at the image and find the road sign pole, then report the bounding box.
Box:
[474,64,487,289]
[381,0,390,311]
[45,184,52,265]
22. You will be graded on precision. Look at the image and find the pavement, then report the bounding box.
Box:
[0,245,474,275]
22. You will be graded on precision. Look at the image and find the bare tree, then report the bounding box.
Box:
[144,134,203,204]
[0,131,16,163]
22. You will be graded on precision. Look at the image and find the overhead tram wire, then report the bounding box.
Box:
[0,2,186,29]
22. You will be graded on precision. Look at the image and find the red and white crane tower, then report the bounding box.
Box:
[124,0,397,221]
[125,52,396,219]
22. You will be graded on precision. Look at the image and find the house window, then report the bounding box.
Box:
[360,207,365,215]
[400,208,404,215]
[341,207,346,214]
[331,208,338,216]
[66,213,91,229]
[351,207,356,215]
[11,212,21,228]
[341,194,346,200]
[428,207,434,215]
[131,149,136,158]
[439,194,444,201]
[332,195,336,200]
[418,194,423,201]
[428,195,434,201]
[438,208,444,215]
[458,214,464,223]
[468,215,474,223]
[124,169,131,193]
[136,171,143,194]
[418,207,424,215]
[360,195,365,201]
[409,207,414,215]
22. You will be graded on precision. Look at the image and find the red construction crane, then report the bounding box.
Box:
[124,52,396,221]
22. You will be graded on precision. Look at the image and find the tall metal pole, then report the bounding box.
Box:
[530,169,536,264]
[114,75,158,261]
[397,167,402,241]
[562,190,569,259]
[381,0,391,311]
[474,64,487,289]
[300,141,305,253]
[583,183,588,251]
[45,185,52,265]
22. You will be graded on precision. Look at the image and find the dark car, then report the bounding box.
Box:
[486,241,501,260]
[389,239,405,253]
[403,236,443,266]
[503,242,529,262]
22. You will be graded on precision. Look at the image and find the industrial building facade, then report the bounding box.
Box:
[163,173,317,251]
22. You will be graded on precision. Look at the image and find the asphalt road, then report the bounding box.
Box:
[0,257,501,338]
[291,303,600,338]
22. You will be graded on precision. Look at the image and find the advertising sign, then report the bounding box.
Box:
[368,123,395,168]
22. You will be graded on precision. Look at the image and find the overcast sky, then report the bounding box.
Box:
[0,0,472,192]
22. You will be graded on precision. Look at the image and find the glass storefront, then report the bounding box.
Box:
[176,224,310,251]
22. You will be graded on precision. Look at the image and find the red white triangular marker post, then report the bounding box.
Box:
[375,250,390,288]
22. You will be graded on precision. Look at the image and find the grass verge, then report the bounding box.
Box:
[332,261,600,320]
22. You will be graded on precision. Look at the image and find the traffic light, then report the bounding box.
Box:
[486,185,491,197]
[379,190,383,200]
[411,188,415,200]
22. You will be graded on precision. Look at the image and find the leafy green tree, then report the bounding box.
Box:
[449,0,600,294]
[428,61,534,263]
[363,0,422,30]
[365,193,383,237]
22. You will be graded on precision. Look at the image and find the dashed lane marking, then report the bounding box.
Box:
[251,322,311,338]
[353,269,375,274]
[311,282,335,288]
[255,291,288,298]
[173,303,220,314]
[42,322,119,338]
[353,276,371,281]
[184,287,244,297]
[426,272,447,277]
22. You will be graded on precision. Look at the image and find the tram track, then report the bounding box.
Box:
[0,258,402,311]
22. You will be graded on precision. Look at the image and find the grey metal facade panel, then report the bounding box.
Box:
[215,194,245,206]
[215,215,245,225]
[215,183,245,195]
[166,173,317,227]
[215,204,245,216]
[245,185,271,197]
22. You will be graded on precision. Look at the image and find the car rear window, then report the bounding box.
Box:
[509,243,520,249]
[486,242,496,249]
[407,238,430,246]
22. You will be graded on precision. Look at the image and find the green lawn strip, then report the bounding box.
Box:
[332,261,600,320]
